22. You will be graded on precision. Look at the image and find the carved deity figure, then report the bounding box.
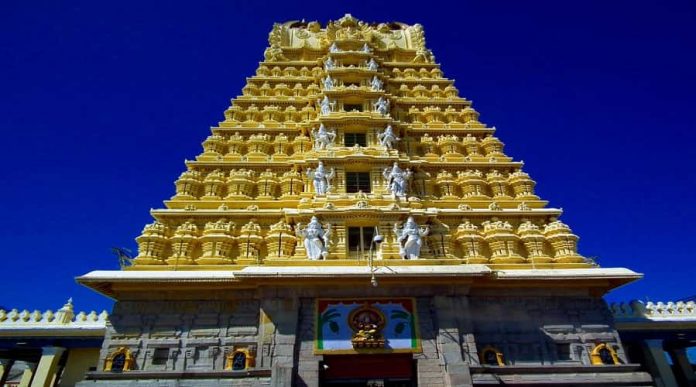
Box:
[393,217,429,260]
[319,96,334,116]
[296,216,332,260]
[311,123,337,150]
[366,58,378,71]
[324,56,335,71]
[382,162,412,198]
[329,42,341,53]
[322,75,334,90]
[370,76,383,91]
[377,125,400,150]
[362,43,372,53]
[307,161,335,195]
[373,96,390,116]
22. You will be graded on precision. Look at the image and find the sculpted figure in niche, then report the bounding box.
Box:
[307,161,335,195]
[319,96,335,116]
[311,123,336,151]
[329,42,341,53]
[393,216,429,260]
[296,216,332,260]
[366,58,378,71]
[377,125,400,150]
[322,75,334,90]
[324,56,335,71]
[373,96,390,116]
[382,162,412,198]
[370,76,383,91]
[362,43,372,53]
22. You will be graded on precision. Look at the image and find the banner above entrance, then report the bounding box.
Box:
[315,298,420,354]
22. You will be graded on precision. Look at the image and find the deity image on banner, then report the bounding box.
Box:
[315,298,420,353]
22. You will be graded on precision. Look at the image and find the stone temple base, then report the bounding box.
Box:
[76,273,652,387]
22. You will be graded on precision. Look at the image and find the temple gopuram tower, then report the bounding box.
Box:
[78,15,652,386]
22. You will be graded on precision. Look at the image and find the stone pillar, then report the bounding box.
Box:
[30,346,65,387]
[415,297,446,387]
[433,296,473,387]
[0,359,16,386]
[18,363,35,387]
[262,297,299,387]
[295,298,321,387]
[641,339,677,387]
[668,347,696,387]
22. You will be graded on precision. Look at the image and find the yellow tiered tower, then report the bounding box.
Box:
[78,15,649,387]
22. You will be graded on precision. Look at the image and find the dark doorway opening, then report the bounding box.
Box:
[319,354,416,386]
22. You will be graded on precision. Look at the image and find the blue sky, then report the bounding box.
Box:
[0,1,694,312]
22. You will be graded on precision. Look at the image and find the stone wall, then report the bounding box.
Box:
[101,299,260,372]
[468,295,625,366]
[82,288,651,386]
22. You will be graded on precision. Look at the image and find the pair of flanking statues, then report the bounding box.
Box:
[310,123,399,151]
[318,95,390,116]
[307,161,410,198]
[295,216,429,260]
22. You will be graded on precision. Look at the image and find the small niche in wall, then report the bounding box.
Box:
[556,343,572,361]
[152,348,169,365]
[480,346,505,366]
[104,347,134,372]
[591,343,620,365]
[232,352,246,370]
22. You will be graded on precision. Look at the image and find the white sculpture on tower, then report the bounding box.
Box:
[382,162,412,198]
[329,42,341,53]
[307,161,335,195]
[322,75,334,90]
[362,43,372,53]
[324,56,335,71]
[377,125,400,150]
[319,96,335,116]
[311,123,336,150]
[366,58,378,71]
[373,96,390,116]
[370,76,383,91]
[393,217,429,260]
[296,216,332,260]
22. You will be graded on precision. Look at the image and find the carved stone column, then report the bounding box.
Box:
[237,219,264,265]
[198,220,236,265]
[257,169,279,199]
[173,170,202,200]
[134,221,170,265]
[226,169,256,199]
[481,136,505,158]
[455,220,488,264]
[518,221,552,263]
[247,134,271,161]
[508,171,539,200]
[265,220,297,260]
[167,221,199,265]
[200,134,225,160]
[482,220,524,263]
[201,169,226,200]
[279,169,304,198]
[225,132,245,161]
[272,133,290,161]
[436,170,459,199]
[543,220,585,263]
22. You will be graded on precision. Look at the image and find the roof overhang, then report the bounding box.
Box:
[76,266,642,299]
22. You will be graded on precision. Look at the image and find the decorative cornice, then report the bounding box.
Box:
[611,300,696,321]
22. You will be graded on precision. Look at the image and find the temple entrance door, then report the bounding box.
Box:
[319,354,416,387]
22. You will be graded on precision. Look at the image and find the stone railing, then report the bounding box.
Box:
[0,299,108,329]
[610,300,696,321]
